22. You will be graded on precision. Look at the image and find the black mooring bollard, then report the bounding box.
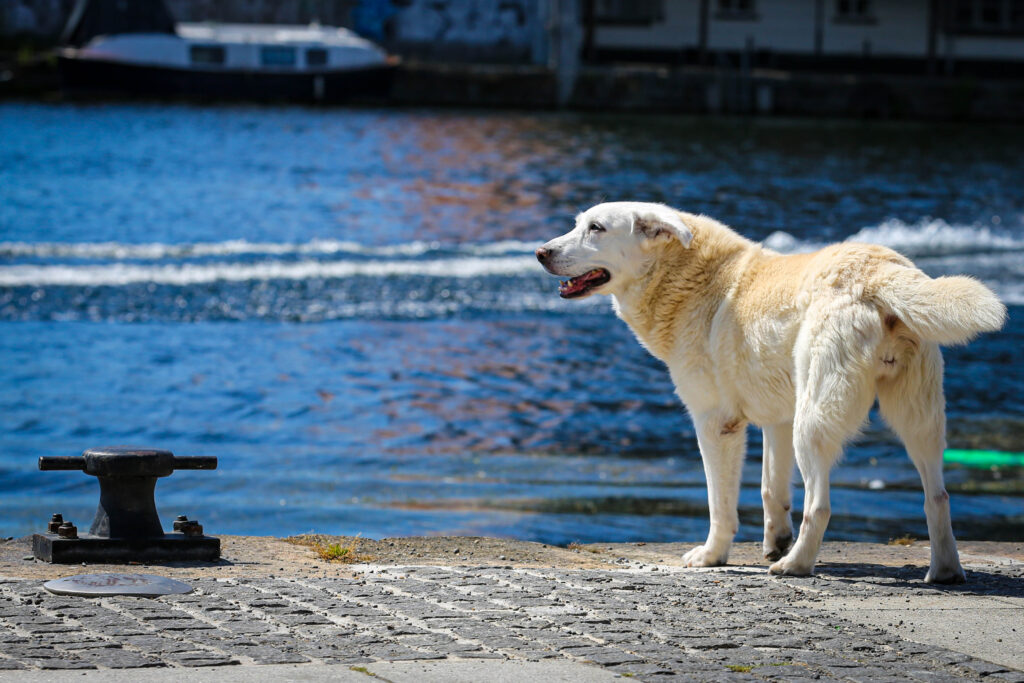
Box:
[32,446,220,564]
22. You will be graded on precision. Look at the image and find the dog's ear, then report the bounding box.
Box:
[633,209,693,248]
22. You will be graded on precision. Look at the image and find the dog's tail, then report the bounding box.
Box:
[871,264,1006,345]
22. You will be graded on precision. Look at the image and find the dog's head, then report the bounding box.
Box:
[536,202,693,299]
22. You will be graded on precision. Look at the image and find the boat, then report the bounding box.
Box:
[57,0,397,103]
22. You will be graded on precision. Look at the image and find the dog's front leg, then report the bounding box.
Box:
[684,413,747,567]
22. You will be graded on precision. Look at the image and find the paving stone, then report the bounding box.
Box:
[958,660,1011,676]
[990,673,1024,683]
[605,661,677,676]
[233,647,311,664]
[271,613,334,626]
[908,670,975,683]
[117,635,200,653]
[76,649,164,668]
[568,647,647,666]
[450,649,507,659]
[56,639,121,650]
[364,646,445,661]
[20,623,82,634]
[679,637,743,650]
[218,621,274,634]
[744,635,814,648]
[6,615,63,626]
[23,658,96,670]
[162,654,240,667]
[149,619,219,630]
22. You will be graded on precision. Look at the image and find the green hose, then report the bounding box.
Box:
[944,449,1024,468]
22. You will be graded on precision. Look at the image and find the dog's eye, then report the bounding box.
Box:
[588,223,605,233]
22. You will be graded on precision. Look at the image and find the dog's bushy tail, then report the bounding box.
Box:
[872,265,1006,345]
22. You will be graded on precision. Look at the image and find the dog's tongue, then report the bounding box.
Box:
[559,269,607,297]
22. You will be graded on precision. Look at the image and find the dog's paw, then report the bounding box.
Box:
[763,532,793,561]
[925,565,966,584]
[683,544,728,568]
[768,556,814,577]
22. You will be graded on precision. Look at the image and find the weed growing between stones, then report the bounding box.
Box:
[285,533,372,563]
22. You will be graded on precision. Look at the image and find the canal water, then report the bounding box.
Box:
[1,103,1022,544]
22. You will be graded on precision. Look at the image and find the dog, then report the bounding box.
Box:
[537,202,1006,582]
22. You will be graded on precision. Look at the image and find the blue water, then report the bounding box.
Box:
[2,103,1022,544]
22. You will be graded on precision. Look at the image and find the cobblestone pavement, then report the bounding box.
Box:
[0,561,1022,682]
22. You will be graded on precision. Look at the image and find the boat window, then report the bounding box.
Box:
[306,48,328,67]
[261,46,297,67]
[190,45,225,65]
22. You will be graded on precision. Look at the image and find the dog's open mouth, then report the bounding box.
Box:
[559,268,611,299]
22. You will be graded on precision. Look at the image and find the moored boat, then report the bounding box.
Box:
[58,0,396,103]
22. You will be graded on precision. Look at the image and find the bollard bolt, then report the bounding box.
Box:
[180,521,203,537]
[48,514,64,534]
[173,516,202,536]
[57,522,78,539]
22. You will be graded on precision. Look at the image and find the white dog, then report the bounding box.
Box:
[537,202,1006,582]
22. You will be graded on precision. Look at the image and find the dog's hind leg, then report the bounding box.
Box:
[684,413,747,567]
[770,303,879,576]
[878,342,965,584]
[762,422,795,561]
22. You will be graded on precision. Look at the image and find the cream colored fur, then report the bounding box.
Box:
[538,201,1006,582]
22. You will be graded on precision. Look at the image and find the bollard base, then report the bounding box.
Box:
[32,532,220,564]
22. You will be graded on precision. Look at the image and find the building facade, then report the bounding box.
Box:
[4,0,1023,76]
[588,0,1024,74]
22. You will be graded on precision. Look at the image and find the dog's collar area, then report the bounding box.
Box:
[559,268,611,298]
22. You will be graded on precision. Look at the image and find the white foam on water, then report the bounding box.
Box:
[849,218,1024,256]
[763,218,1024,257]
[6,220,1018,264]
[0,256,541,287]
[0,238,540,260]
[761,231,818,253]
[2,224,1020,303]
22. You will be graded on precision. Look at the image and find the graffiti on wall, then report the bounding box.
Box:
[1,0,72,37]
[354,0,535,47]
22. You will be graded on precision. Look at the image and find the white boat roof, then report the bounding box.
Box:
[176,22,377,49]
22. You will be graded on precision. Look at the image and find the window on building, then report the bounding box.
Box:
[260,46,297,67]
[306,48,328,67]
[834,0,876,23]
[190,45,226,66]
[1007,0,1024,25]
[949,0,1024,34]
[716,0,758,21]
[593,0,664,26]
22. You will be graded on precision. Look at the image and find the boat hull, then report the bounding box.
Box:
[58,56,395,102]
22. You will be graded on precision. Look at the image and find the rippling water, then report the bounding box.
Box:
[1,103,1021,543]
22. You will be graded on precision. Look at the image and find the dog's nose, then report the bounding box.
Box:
[535,247,551,263]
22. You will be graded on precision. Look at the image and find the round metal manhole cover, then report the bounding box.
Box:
[43,573,193,597]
